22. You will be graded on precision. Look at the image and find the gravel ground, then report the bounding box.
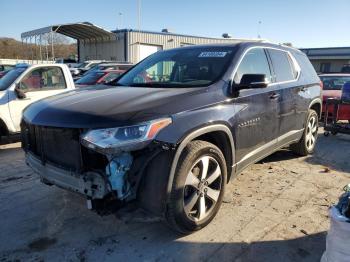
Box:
[0,129,349,262]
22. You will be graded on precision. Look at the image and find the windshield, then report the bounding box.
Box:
[116,46,237,88]
[320,76,350,90]
[75,71,106,85]
[0,67,26,91]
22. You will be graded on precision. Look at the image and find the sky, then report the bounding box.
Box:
[1,0,349,48]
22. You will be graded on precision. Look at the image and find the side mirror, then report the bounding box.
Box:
[238,74,269,90]
[15,83,26,99]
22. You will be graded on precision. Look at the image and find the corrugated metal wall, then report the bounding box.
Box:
[78,33,125,61]
[79,30,248,63]
[126,31,243,63]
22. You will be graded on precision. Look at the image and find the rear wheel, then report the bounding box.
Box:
[166,140,227,234]
[290,109,318,156]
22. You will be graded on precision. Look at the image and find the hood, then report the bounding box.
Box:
[23,84,221,129]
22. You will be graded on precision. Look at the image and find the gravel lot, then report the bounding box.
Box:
[0,129,349,262]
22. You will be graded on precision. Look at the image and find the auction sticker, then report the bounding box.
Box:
[198,52,227,57]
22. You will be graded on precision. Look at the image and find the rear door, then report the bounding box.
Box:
[8,66,68,131]
[232,47,279,170]
[267,48,301,140]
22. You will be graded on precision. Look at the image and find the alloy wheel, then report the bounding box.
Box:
[183,156,222,222]
[306,115,318,151]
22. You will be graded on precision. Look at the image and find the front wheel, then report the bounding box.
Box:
[166,140,227,234]
[290,109,319,156]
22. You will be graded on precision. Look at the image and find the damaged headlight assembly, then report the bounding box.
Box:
[81,118,172,154]
[80,118,172,200]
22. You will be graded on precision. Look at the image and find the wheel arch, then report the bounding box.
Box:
[309,98,322,119]
[0,118,9,137]
[166,124,236,204]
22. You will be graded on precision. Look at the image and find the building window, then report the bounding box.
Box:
[320,63,331,73]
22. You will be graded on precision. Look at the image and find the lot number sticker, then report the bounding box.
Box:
[199,52,227,57]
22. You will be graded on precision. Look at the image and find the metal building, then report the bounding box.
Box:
[21,22,259,63]
[300,47,350,73]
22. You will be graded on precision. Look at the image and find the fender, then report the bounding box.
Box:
[309,97,322,118]
[165,124,235,201]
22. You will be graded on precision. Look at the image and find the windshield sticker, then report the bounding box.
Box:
[199,52,227,58]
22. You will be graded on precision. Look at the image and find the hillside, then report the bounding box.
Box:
[0,37,77,60]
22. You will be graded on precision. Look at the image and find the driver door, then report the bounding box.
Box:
[8,66,67,131]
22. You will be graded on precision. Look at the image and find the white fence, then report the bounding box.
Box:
[0,58,54,65]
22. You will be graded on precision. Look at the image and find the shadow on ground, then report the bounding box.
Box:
[260,132,350,173]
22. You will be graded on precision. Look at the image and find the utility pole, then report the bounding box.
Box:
[257,20,262,39]
[117,12,123,29]
[137,0,141,61]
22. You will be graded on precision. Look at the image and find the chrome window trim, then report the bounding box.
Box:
[230,46,301,87]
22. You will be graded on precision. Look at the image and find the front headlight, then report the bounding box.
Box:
[81,118,172,153]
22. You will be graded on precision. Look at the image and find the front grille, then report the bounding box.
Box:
[21,121,82,172]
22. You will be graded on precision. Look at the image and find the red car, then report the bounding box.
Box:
[75,69,125,88]
[319,74,350,121]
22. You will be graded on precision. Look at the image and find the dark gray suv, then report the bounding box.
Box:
[21,42,322,233]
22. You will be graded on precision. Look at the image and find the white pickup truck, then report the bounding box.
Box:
[0,63,75,138]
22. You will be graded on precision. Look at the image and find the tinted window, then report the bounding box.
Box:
[117,46,237,88]
[19,67,67,91]
[0,67,26,91]
[294,53,319,82]
[319,76,350,90]
[101,72,122,83]
[76,71,106,85]
[234,48,272,84]
[268,49,296,82]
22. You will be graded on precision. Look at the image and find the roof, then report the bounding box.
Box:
[300,47,350,59]
[112,28,264,42]
[21,22,115,40]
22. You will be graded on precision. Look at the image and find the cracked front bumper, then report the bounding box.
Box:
[26,152,110,199]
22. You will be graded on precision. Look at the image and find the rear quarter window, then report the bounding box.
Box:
[293,52,319,83]
[268,49,296,82]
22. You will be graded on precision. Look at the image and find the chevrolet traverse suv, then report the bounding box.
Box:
[21,42,322,233]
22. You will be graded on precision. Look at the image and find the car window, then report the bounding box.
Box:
[234,48,272,84]
[76,71,106,85]
[117,46,237,88]
[268,49,296,82]
[0,67,27,91]
[101,72,122,83]
[319,76,350,90]
[19,67,67,92]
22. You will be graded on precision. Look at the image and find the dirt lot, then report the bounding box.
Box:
[0,129,349,262]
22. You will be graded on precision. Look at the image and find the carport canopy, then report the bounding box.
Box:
[21,22,115,40]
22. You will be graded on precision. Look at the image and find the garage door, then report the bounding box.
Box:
[139,44,162,61]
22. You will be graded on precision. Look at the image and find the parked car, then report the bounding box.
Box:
[0,64,15,72]
[0,63,75,139]
[75,69,125,87]
[55,58,80,68]
[341,64,350,73]
[22,42,322,233]
[319,74,350,121]
[0,69,11,79]
[70,60,105,78]
[84,62,133,74]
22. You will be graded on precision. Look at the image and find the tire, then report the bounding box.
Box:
[290,109,319,156]
[166,140,227,234]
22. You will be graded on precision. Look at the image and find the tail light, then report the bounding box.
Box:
[319,80,324,90]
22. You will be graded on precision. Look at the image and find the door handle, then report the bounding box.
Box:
[269,93,280,100]
[300,86,307,92]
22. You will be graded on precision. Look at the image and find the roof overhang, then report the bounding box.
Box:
[21,22,115,41]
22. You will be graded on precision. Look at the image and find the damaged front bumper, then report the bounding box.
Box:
[26,152,110,199]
